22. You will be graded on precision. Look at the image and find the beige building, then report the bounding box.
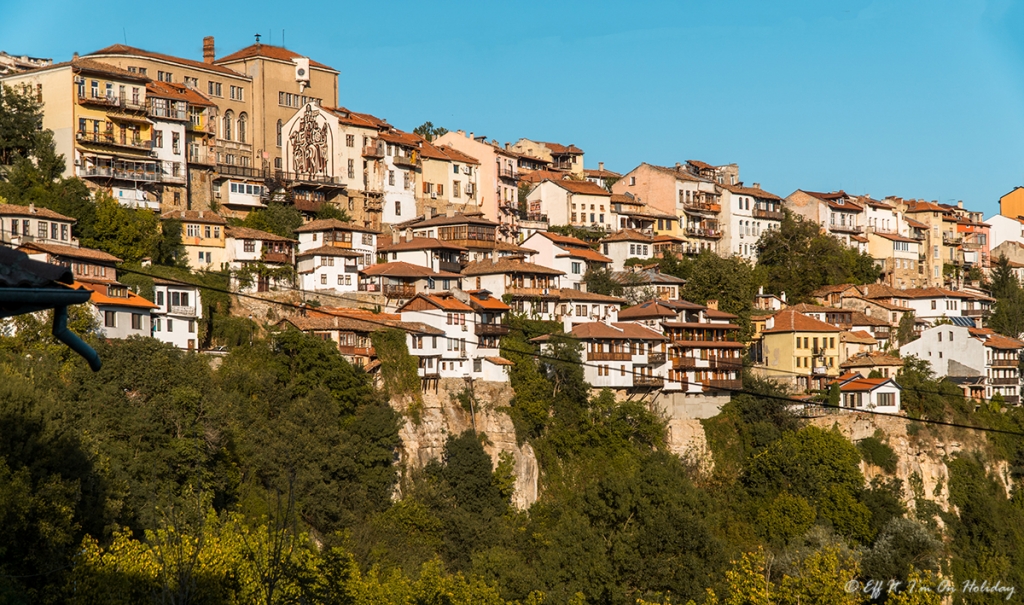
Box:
[432,131,521,242]
[162,210,227,270]
[417,142,481,220]
[867,231,926,289]
[509,139,584,177]
[612,162,726,254]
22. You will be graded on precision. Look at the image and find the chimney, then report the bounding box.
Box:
[456,130,465,137]
[598,162,604,171]
[391,230,399,245]
[675,162,682,171]
[957,200,964,209]
[446,207,455,218]
[781,292,787,303]
[469,132,474,140]
[706,299,719,311]
[72,52,79,61]
[753,183,761,189]
[491,253,499,264]
[758,285,764,295]
[29,203,35,214]
[505,143,510,150]
[203,36,215,64]
[405,228,413,242]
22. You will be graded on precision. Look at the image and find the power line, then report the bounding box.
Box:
[111,266,1024,438]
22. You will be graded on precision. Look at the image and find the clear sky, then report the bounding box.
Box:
[3,0,1022,216]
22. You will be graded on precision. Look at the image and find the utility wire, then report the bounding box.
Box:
[111,266,1024,438]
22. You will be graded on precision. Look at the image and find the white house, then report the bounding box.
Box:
[599,229,654,271]
[77,280,156,340]
[0,203,77,248]
[900,324,1023,405]
[397,291,512,382]
[224,226,296,293]
[151,277,201,350]
[526,179,615,232]
[533,321,669,390]
[835,374,902,414]
[377,235,466,274]
[719,183,784,261]
[293,218,378,257]
[461,257,563,319]
[986,214,1024,251]
[521,231,611,290]
[297,246,364,293]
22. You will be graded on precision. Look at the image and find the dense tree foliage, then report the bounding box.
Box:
[987,254,1024,339]
[756,211,881,302]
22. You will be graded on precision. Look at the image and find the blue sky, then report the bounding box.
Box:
[4,0,1022,216]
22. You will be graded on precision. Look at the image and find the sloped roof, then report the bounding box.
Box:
[872,232,919,244]
[763,309,842,333]
[411,212,498,228]
[225,226,295,242]
[542,142,583,155]
[398,293,474,313]
[839,377,900,392]
[378,237,467,252]
[19,242,121,264]
[520,169,569,184]
[840,330,878,345]
[145,80,216,107]
[719,183,783,201]
[296,245,364,258]
[0,203,74,222]
[161,210,227,224]
[602,229,653,244]
[461,258,563,276]
[557,248,612,263]
[76,281,156,309]
[293,218,380,234]
[561,321,666,341]
[88,43,243,76]
[554,288,624,303]
[215,43,336,72]
[547,179,611,196]
[435,145,480,165]
[361,261,460,279]
[585,167,621,179]
[841,351,902,368]
[618,300,680,320]
[468,291,511,311]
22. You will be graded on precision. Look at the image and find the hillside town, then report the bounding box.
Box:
[2,35,1022,417]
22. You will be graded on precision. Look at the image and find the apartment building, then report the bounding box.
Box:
[416,143,481,220]
[461,257,563,318]
[151,278,202,349]
[408,211,499,262]
[599,230,654,271]
[903,200,959,287]
[661,301,744,395]
[785,190,865,247]
[510,139,584,177]
[432,131,520,241]
[377,235,466,274]
[867,231,925,289]
[536,321,668,389]
[162,210,227,269]
[757,309,843,392]
[901,325,1023,405]
[224,226,296,292]
[719,182,784,260]
[613,163,726,255]
[525,179,615,232]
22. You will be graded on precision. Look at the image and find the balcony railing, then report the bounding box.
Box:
[684,226,723,239]
[990,377,1020,386]
[588,351,632,361]
[942,233,963,245]
[217,164,265,179]
[506,286,557,298]
[475,323,510,337]
[188,121,215,134]
[703,379,742,391]
[633,376,664,387]
[262,252,292,264]
[393,155,420,168]
[76,130,115,145]
[647,352,666,365]
[149,106,187,121]
[682,200,721,214]
[497,167,516,179]
[169,305,196,317]
[673,357,705,370]
[78,92,120,107]
[522,213,548,224]
[910,231,926,241]
[363,145,384,158]
[963,309,986,317]
[383,284,417,298]
[991,359,1019,368]
[438,260,462,274]
[829,224,863,234]
[752,208,784,220]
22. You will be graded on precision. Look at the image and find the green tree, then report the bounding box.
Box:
[896,311,917,347]
[315,202,352,222]
[83,193,162,263]
[987,254,1024,338]
[239,202,305,238]
[0,84,43,165]
[414,121,449,142]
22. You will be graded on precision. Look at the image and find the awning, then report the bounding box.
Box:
[949,316,976,328]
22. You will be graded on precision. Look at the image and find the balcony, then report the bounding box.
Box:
[709,357,744,371]
[829,224,863,234]
[752,208,784,221]
[169,305,196,317]
[76,130,116,145]
[990,377,1020,386]
[673,357,705,370]
[588,351,632,362]
[684,226,723,239]
[703,379,742,391]
[681,200,721,215]
[942,233,963,245]
[522,213,548,224]
[475,323,510,337]
[383,284,417,298]
[497,167,516,180]
[633,375,664,388]
[187,121,215,135]
[438,260,462,274]
[507,286,557,298]
[217,164,265,179]
[189,150,215,166]
[910,231,926,241]
[393,154,419,169]
[78,92,120,108]
[991,359,1019,368]
[338,345,375,357]
[963,308,986,317]
[262,252,292,264]
[647,352,667,365]
[961,240,983,250]
[274,170,346,188]
[363,145,384,159]
[149,106,187,121]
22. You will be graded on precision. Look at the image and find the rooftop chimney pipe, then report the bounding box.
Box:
[203,36,215,64]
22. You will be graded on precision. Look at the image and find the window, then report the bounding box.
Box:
[572,261,582,274]
[276,120,282,147]
[51,223,58,239]
[389,170,395,186]
[453,182,461,198]
[208,81,222,97]
[157,70,172,82]
[238,113,247,143]
[104,311,116,328]
[630,176,636,186]
[188,320,195,333]
[204,225,211,238]
[172,132,180,154]
[877,392,894,408]
[321,274,327,285]
[167,319,173,332]
[394,201,402,216]
[131,313,142,330]
[184,76,198,88]
[154,130,163,148]
[230,85,244,101]
[243,240,256,253]
[38,221,47,238]
[222,110,233,140]
[157,291,165,306]
[348,159,355,178]
[346,134,354,147]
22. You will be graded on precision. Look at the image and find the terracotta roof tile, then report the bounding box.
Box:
[361,261,459,279]
[719,183,783,201]
[0,203,74,222]
[293,218,380,234]
[461,258,563,276]
[161,210,227,224]
[296,245,364,258]
[602,229,654,243]
[547,179,611,196]
[19,242,121,264]
[225,226,296,242]
[763,309,842,333]
[215,44,335,72]
[76,281,156,309]
[88,44,243,77]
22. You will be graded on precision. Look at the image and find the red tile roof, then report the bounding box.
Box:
[19,242,121,263]
[461,258,563,276]
[400,293,473,312]
[602,229,653,243]
[435,145,480,165]
[763,309,842,333]
[225,226,295,242]
[839,377,898,392]
[215,44,336,72]
[88,44,243,76]
[76,281,156,309]
[542,142,583,155]
[145,81,216,107]
[0,203,74,222]
[377,237,467,252]
[557,248,612,263]
[360,261,460,279]
[547,179,611,196]
[719,183,783,201]
[293,218,380,234]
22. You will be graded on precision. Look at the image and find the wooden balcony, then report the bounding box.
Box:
[753,208,785,220]
[338,345,374,357]
[363,145,384,159]
[633,376,664,388]
[684,226,723,239]
[588,351,632,362]
[682,200,721,215]
[673,357,704,370]
[990,377,1020,386]
[383,284,417,298]
[262,252,292,264]
[507,286,557,298]
[991,359,1019,368]
[475,323,510,337]
[963,309,986,318]
[647,352,667,364]
[438,260,462,274]
[393,154,419,168]
[829,224,863,234]
[703,379,742,391]
[498,167,516,179]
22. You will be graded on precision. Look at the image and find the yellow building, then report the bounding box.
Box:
[1,57,160,202]
[1000,186,1024,219]
[902,200,960,287]
[757,309,842,392]
[162,210,227,270]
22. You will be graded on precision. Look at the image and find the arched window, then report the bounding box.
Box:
[238,113,247,144]
[222,110,233,141]
[276,120,283,147]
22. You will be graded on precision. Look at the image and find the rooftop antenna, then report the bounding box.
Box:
[255,33,261,46]
[122,27,127,45]
[282,29,285,48]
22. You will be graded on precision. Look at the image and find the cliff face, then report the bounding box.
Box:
[392,378,539,510]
